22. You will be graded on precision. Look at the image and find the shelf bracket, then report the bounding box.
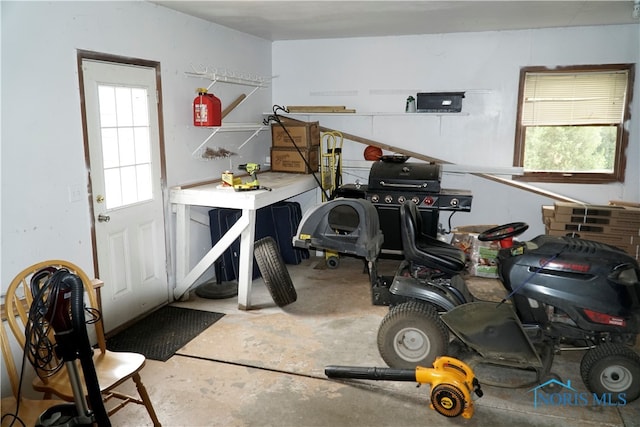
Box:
[237,126,267,150]
[192,127,222,157]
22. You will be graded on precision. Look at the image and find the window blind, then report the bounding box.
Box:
[521,70,628,126]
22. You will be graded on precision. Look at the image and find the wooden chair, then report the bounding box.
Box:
[4,260,161,426]
[1,311,68,427]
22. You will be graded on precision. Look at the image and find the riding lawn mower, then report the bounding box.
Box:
[293,197,640,404]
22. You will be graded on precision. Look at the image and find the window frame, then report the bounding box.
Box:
[513,64,634,184]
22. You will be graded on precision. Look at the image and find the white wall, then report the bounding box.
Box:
[1,0,272,397]
[272,24,640,239]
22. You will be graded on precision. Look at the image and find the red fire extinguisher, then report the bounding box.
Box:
[193,88,222,127]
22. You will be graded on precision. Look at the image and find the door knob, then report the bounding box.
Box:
[98,214,110,223]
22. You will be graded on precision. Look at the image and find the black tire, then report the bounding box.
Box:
[195,278,238,299]
[580,343,640,403]
[326,255,339,269]
[254,237,297,307]
[377,301,449,369]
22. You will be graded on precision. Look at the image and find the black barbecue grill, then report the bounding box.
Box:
[336,159,472,253]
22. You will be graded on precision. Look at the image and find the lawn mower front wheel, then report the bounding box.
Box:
[377,301,449,369]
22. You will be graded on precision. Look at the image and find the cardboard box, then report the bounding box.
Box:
[450,225,500,278]
[270,147,318,173]
[547,221,639,236]
[541,205,554,219]
[554,202,640,220]
[271,118,320,148]
[551,213,640,228]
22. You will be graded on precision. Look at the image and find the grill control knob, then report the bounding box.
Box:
[450,198,459,207]
[371,194,379,203]
[384,195,393,204]
[411,196,420,204]
[397,196,406,204]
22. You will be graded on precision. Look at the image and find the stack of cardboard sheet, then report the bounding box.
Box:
[542,201,640,259]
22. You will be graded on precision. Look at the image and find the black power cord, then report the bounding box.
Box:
[3,267,106,427]
[263,105,330,201]
[27,268,64,377]
[26,268,101,377]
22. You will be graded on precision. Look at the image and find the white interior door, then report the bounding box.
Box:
[82,59,168,332]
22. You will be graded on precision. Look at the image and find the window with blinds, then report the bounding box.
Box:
[514,64,633,184]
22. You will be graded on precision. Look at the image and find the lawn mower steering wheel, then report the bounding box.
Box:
[478,222,529,242]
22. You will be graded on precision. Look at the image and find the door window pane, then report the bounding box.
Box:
[134,127,151,163]
[101,128,119,169]
[131,88,149,126]
[98,86,117,127]
[98,84,153,209]
[118,127,136,166]
[115,87,133,127]
[120,165,137,206]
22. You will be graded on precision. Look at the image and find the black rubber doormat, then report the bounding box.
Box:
[106,306,224,362]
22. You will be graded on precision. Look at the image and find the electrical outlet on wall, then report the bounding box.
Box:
[68,184,84,203]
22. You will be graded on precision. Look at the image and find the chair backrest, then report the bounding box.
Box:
[1,313,22,399]
[4,260,107,382]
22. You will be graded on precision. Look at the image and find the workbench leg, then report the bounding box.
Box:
[237,209,256,310]
[175,204,190,301]
[173,213,248,301]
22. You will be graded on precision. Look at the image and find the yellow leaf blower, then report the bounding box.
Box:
[325,356,482,419]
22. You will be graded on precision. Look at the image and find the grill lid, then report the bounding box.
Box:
[368,161,442,193]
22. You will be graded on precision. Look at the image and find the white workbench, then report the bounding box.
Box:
[170,172,318,309]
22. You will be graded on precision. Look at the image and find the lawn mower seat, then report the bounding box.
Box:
[400,201,466,275]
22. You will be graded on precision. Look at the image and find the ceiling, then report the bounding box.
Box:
[150,1,639,41]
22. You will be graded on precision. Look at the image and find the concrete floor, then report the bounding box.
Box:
[108,256,640,427]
